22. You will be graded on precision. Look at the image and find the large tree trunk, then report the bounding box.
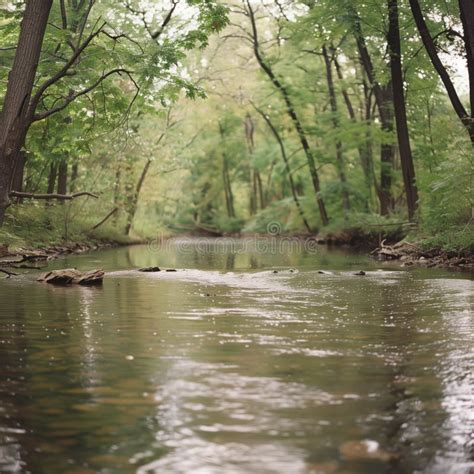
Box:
[350,5,395,214]
[378,86,395,215]
[0,0,53,224]
[322,45,350,218]
[387,0,419,220]
[409,0,473,142]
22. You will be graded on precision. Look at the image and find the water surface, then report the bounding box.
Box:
[0,239,473,473]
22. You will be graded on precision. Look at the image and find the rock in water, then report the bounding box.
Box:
[76,269,105,285]
[165,269,177,272]
[38,268,104,285]
[339,440,395,462]
[138,266,161,272]
[354,270,366,276]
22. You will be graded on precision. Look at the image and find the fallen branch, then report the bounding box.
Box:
[9,191,98,200]
[0,268,18,277]
[91,207,118,230]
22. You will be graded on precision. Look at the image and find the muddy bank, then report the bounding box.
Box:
[0,240,134,271]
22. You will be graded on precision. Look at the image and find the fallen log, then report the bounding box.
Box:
[0,268,18,277]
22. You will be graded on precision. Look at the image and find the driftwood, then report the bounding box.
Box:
[0,268,18,277]
[9,191,98,200]
[38,268,104,285]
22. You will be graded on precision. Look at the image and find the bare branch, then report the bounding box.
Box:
[32,68,135,122]
[10,191,99,200]
[29,21,107,115]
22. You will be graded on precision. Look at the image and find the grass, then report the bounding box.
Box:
[0,201,136,252]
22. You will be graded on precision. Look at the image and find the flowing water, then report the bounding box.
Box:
[0,238,473,474]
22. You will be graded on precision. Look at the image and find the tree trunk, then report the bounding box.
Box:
[334,54,373,210]
[350,5,395,214]
[255,170,265,210]
[387,0,419,220]
[379,85,395,215]
[253,104,312,233]
[11,151,27,193]
[125,159,151,235]
[0,0,53,224]
[70,163,78,192]
[459,0,474,141]
[222,153,235,218]
[57,160,68,196]
[244,114,258,215]
[322,45,350,217]
[246,0,329,226]
[47,163,58,194]
[409,0,473,142]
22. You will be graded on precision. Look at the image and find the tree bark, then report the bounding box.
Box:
[409,0,473,142]
[322,45,350,217]
[350,4,395,214]
[222,152,235,218]
[125,159,151,235]
[334,54,374,210]
[70,163,78,192]
[11,151,27,193]
[0,0,53,224]
[458,0,474,141]
[57,160,68,196]
[246,0,329,226]
[47,162,58,198]
[387,0,419,220]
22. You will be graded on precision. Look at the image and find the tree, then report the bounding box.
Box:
[387,0,419,220]
[409,0,473,142]
[0,0,53,224]
[245,0,329,226]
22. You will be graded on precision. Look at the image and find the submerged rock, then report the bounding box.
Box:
[38,268,104,285]
[138,266,161,272]
[339,440,396,462]
[165,269,177,272]
[354,270,366,276]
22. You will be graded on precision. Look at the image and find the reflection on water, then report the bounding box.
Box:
[0,239,473,473]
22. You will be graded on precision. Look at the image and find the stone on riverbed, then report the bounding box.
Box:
[138,266,161,272]
[38,268,104,285]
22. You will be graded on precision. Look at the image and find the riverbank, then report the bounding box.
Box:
[371,240,474,269]
[1,218,472,271]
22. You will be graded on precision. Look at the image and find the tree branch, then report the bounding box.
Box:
[29,21,106,115]
[9,191,99,200]
[32,68,134,122]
